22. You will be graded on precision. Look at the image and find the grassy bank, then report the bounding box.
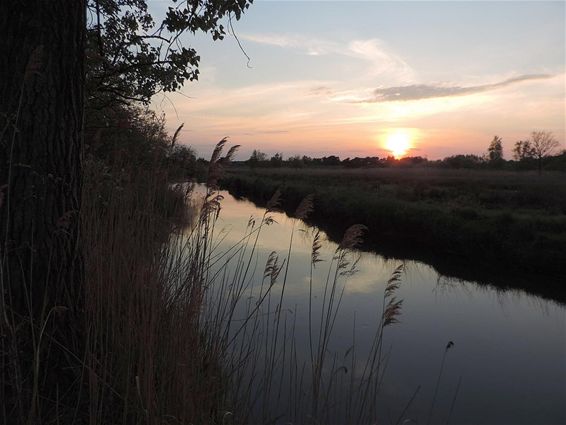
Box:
[80,144,411,424]
[81,157,217,423]
[221,166,566,302]
[1,99,227,423]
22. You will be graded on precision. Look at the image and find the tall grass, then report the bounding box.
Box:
[81,145,217,423]
[3,132,407,423]
[167,142,408,424]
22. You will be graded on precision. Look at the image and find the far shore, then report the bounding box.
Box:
[220,166,566,303]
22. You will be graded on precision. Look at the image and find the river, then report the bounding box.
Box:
[187,184,565,425]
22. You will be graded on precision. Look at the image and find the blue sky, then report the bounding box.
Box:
[152,1,565,159]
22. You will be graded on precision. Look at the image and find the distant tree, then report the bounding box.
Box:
[322,155,340,166]
[513,140,535,161]
[270,152,283,167]
[248,149,267,168]
[529,131,560,174]
[399,156,428,167]
[442,154,485,169]
[311,157,323,166]
[487,135,504,165]
[367,156,382,167]
[288,155,304,168]
[342,156,381,168]
[384,155,398,167]
[545,150,566,171]
[253,150,267,161]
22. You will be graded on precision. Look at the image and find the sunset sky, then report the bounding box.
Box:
[152,1,565,160]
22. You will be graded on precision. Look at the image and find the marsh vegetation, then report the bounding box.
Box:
[222,166,566,301]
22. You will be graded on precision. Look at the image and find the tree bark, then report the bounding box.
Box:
[0,0,85,422]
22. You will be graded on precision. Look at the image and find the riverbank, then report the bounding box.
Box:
[221,167,566,302]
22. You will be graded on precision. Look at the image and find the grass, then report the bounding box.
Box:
[227,167,566,213]
[189,162,408,424]
[220,166,566,302]
[3,135,417,424]
[81,151,213,423]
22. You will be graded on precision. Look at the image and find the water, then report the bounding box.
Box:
[189,185,566,425]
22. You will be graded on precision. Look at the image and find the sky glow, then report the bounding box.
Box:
[152,1,565,160]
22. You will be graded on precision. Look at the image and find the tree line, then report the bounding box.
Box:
[242,131,564,173]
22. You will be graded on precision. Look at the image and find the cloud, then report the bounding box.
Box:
[357,74,554,103]
[240,33,338,56]
[241,33,415,82]
[241,130,289,136]
[308,85,335,96]
[347,39,414,80]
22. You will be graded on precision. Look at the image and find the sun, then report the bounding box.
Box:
[384,130,412,158]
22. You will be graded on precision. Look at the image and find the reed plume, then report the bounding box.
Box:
[171,123,184,147]
[264,251,283,286]
[266,189,281,213]
[383,264,404,327]
[338,224,367,250]
[207,138,239,189]
[311,229,323,267]
[294,194,314,221]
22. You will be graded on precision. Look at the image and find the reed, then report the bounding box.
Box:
[186,149,408,424]
[3,129,409,424]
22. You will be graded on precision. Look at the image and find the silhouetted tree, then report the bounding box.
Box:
[529,131,560,174]
[288,155,304,168]
[513,140,535,161]
[86,0,253,106]
[270,152,284,167]
[248,149,267,168]
[442,154,485,169]
[545,150,566,171]
[302,155,313,165]
[311,157,323,165]
[322,155,341,166]
[399,156,428,167]
[487,135,504,166]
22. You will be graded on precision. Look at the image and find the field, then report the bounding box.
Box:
[221,166,566,301]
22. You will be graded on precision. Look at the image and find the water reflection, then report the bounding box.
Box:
[187,185,566,425]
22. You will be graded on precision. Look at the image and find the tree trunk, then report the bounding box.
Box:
[0,0,85,422]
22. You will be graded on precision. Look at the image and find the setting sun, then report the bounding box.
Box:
[384,130,413,158]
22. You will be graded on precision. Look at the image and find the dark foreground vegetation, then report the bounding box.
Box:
[1,0,253,423]
[222,166,566,302]
[4,92,230,422]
